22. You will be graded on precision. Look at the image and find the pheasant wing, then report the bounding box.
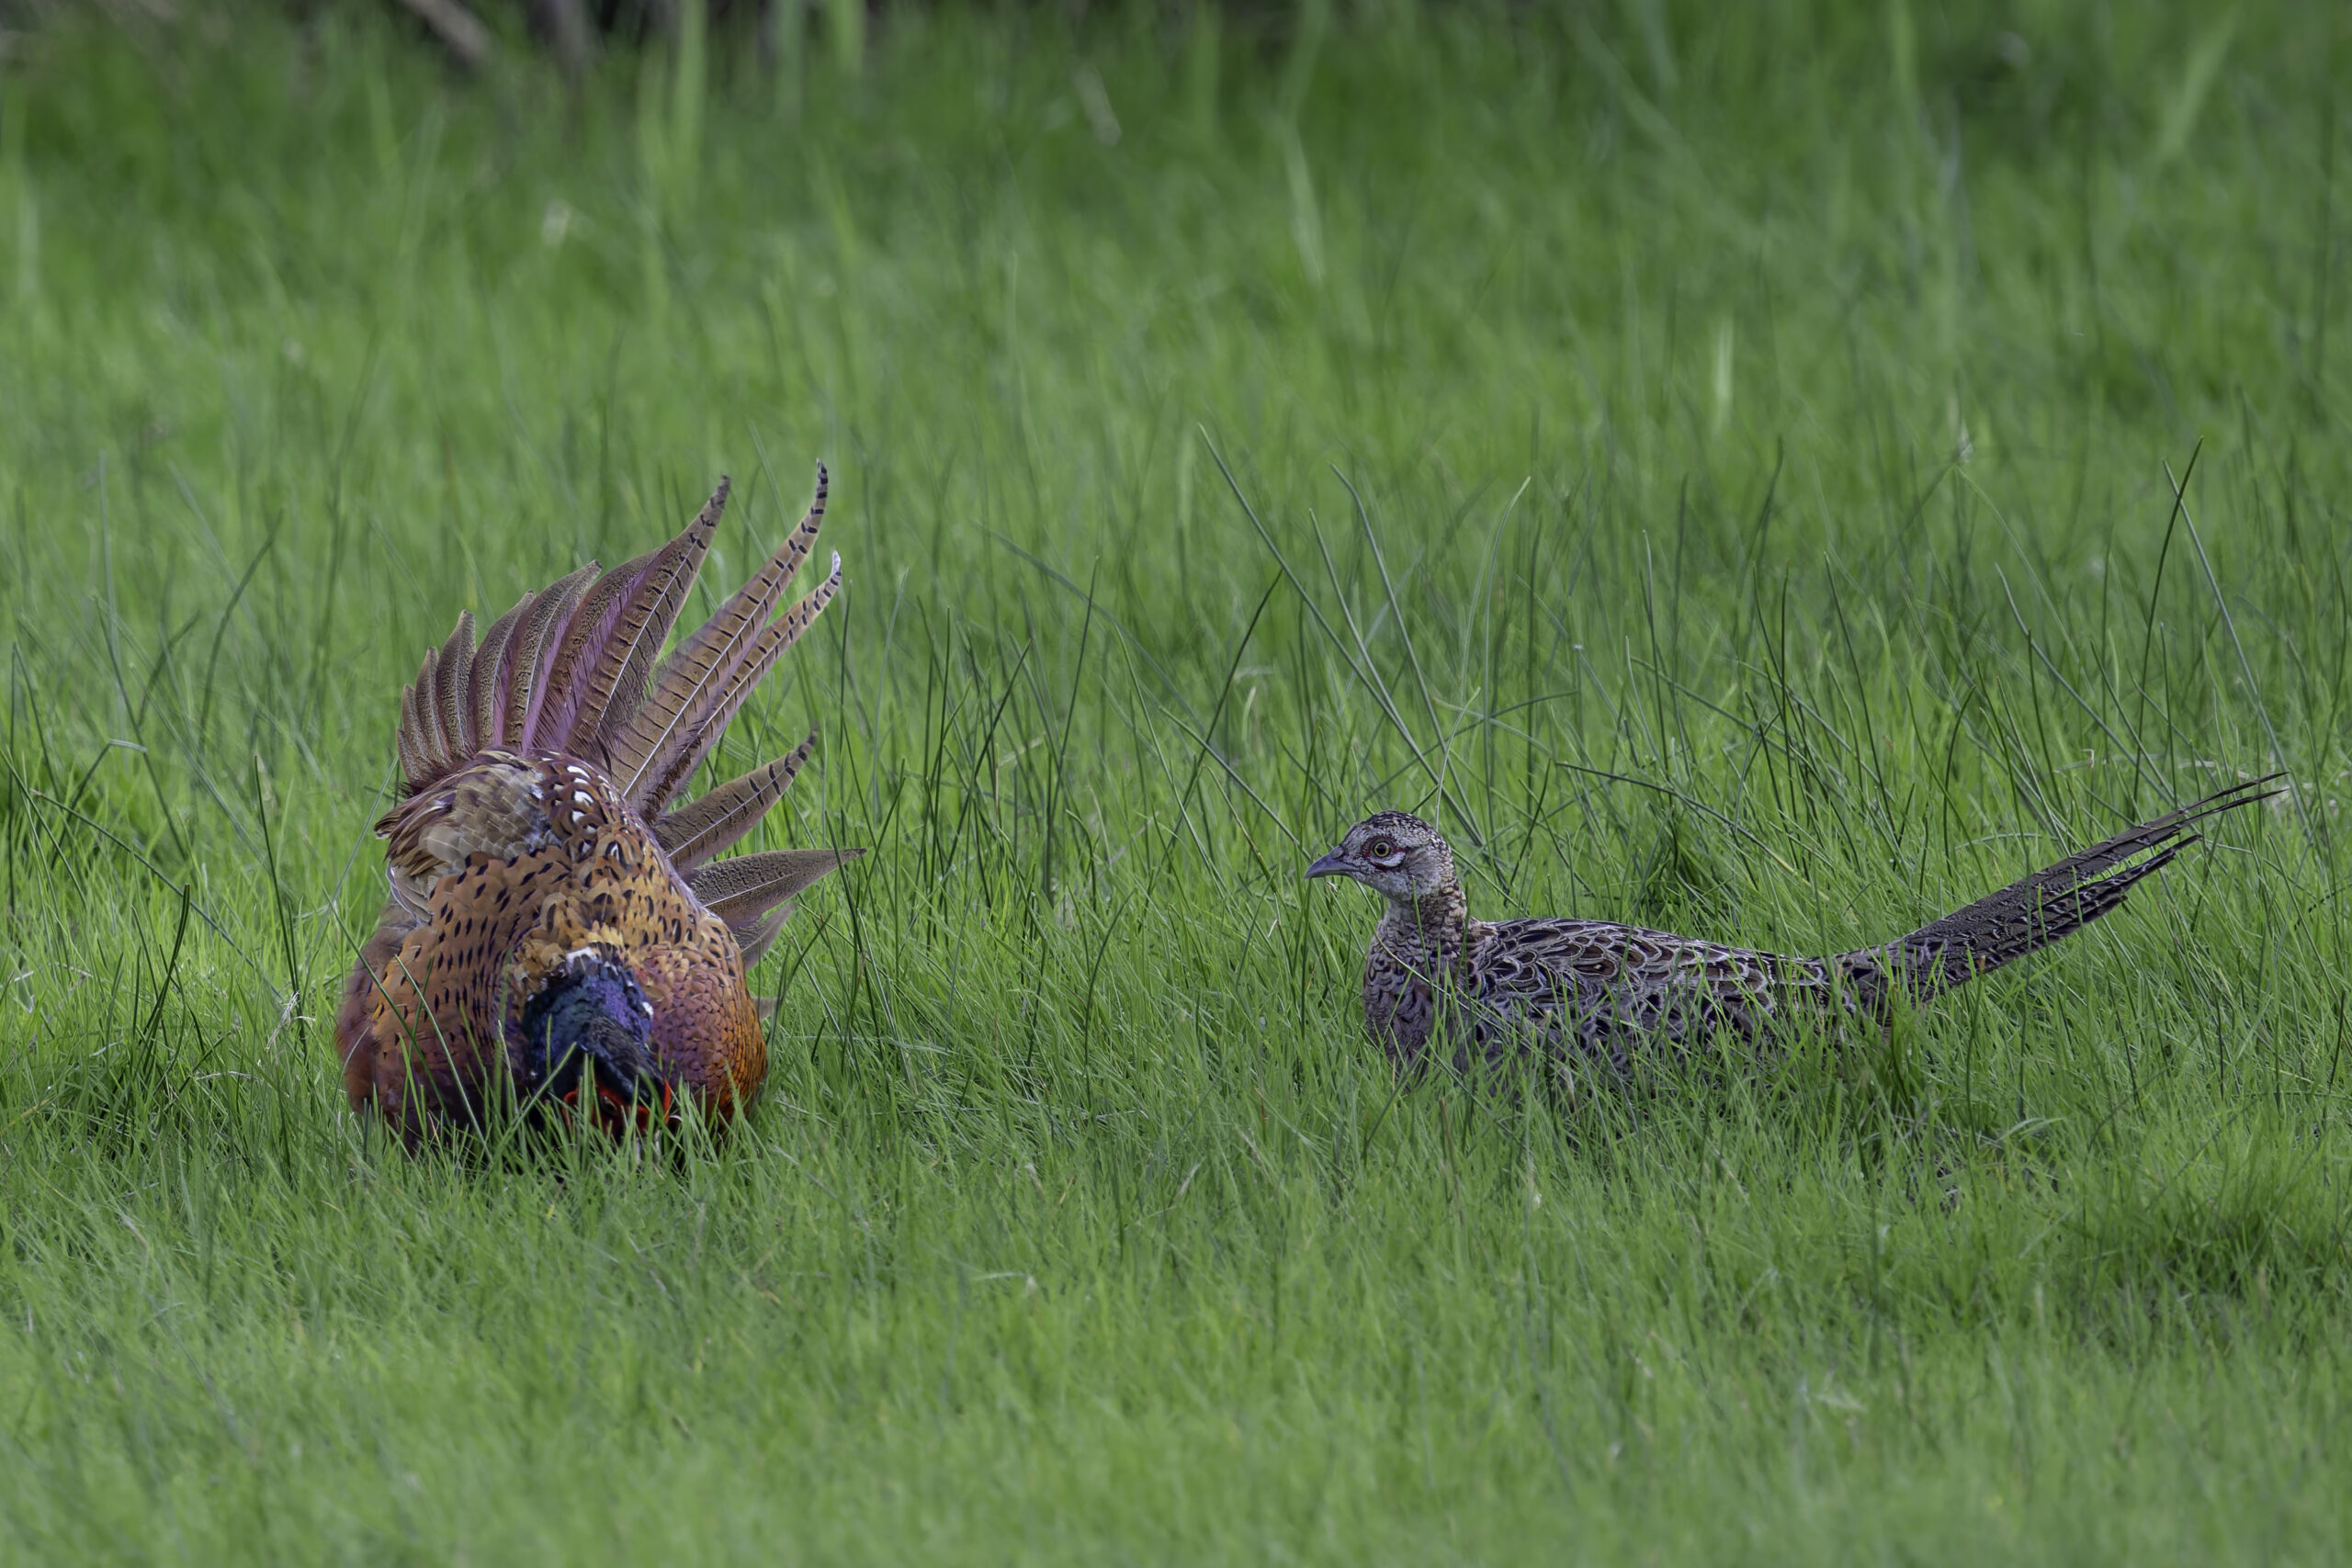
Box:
[1466,919,1822,1063]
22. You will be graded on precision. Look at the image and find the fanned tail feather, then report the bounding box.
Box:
[578,481,729,760]
[639,559,839,813]
[735,903,796,969]
[653,731,818,869]
[388,467,855,965]
[1848,773,2284,1004]
[396,676,434,787]
[685,848,864,936]
[527,479,729,760]
[652,466,826,700]
[508,564,600,760]
[467,596,531,751]
[609,466,831,811]
[419,651,450,763]
[390,475,713,795]
[435,614,476,759]
[528,547,662,754]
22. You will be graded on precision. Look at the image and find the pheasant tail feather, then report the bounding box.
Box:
[684,847,863,935]
[736,903,796,969]
[652,731,818,869]
[528,550,658,754]
[641,561,839,813]
[557,478,730,762]
[388,470,848,921]
[467,596,532,752]
[1861,773,2284,998]
[434,614,476,761]
[612,466,831,810]
[507,564,599,763]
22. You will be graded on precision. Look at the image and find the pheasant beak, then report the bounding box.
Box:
[1306,848,1352,880]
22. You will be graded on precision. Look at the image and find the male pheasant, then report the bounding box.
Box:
[335,468,858,1141]
[1307,780,2277,1078]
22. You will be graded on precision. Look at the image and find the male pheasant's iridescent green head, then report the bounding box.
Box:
[1306,811,1456,901]
[510,948,658,1107]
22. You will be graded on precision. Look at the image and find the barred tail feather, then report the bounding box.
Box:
[735,903,796,969]
[639,560,839,813]
[1849,774,2282,1004]
[528,547,661,753]
[685,847,863,935]
[503,563,595,755]
[654,465,826,701]
[435,613,476,760]
[389,468,843,862]
[417,652,449,764]
[578,482,728,756]
[610,465,831,811]
[468,595,531,751]
[543,478,729,761]
[396,680,433,787]
[652,732,818,869]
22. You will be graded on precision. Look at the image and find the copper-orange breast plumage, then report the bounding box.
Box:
[334,469,858,1141]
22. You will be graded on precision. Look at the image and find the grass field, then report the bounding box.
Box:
[2,1,2349,1560]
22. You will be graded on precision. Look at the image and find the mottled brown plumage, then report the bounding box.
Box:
[336,469,858,1142]
[1307,781,2278,1079]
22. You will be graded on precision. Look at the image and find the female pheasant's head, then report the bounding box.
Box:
[1306,812,1456,902]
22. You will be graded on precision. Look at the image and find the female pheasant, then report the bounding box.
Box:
[335,468,858,1141]
[1307,779,2277,1078]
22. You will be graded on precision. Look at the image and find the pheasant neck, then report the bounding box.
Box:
[1373,881,1470,977]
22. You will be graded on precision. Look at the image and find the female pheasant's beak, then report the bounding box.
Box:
[1306,847,1352,880]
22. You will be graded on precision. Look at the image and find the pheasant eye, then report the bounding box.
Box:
[1366,838,1396,859]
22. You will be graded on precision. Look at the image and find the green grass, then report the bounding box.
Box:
[2,1,2350,1559]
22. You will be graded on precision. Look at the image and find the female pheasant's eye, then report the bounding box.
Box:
[1366,838,1395,859]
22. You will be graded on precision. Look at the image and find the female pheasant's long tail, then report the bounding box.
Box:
[1840,774,2283,1008]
